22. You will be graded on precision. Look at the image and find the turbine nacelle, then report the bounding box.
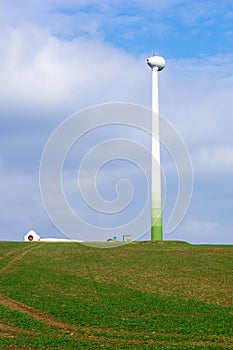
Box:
[146,56,165,71]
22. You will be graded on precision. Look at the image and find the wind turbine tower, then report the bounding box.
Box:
[146,55,165,241]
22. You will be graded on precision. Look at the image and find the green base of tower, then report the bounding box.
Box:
[151,217,162,241]
[151,198,162,241]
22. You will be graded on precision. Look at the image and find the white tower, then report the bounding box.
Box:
[146,55,165,240]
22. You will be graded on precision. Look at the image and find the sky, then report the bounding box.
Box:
[0,0,233,244]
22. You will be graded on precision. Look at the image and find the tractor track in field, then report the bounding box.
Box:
[0,321,33,337]
[0,293,232,348]
[0,244,45,273]
[0,248,23,260]
[0,294,76,334]
[0,293,123,337]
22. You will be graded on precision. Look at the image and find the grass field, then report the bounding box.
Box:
[0,241,232,349]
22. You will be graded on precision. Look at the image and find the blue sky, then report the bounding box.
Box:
[0,0,233,243]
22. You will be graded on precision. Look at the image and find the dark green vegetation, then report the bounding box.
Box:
[0,241,232,349]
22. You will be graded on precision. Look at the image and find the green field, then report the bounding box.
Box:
[0,241,232,349]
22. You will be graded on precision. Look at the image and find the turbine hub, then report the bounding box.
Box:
[146,56,165,71]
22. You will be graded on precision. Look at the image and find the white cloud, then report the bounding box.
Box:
[0,168,41,238]
[196,146,233,175]
[169,219,233,245]
[160,55,233,150]
[0,24,149,117]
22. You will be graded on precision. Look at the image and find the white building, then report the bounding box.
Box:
[24,230,40,242]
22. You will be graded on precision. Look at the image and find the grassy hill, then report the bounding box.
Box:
[0,241,232,349]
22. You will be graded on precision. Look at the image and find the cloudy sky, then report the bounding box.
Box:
[0,0,233,244]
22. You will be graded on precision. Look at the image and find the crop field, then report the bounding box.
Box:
[0,241,232,349]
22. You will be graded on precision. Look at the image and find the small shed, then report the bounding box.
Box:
[123,234,131,243]
[24,230,40,242]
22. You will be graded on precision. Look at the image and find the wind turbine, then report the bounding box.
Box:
[146,55,165,241]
